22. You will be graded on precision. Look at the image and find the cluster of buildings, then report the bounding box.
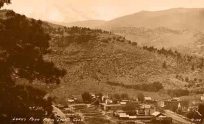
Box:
[98,95,172,124]
[97,94,203,124]
[49,93,204,124]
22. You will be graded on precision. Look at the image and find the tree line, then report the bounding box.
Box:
[106,81,163,92]
[143,46,204,70]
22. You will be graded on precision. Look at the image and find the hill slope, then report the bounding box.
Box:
[1,10,204,100]
[44,24,204,99]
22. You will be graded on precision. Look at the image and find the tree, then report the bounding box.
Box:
[198,104,204,118]
[112,93,121,103]
[191,64,195,71]
[113,93,121,100]
[123,102,139,115]
[151,81,163,91]
[121,93,129,100]
[131,42,137,46]
[137,93,144,102]
[185,77,189,82]
[96,93,103,102]
[198,58,204,69]
[0,0,11,8]
[0,11,66,123]
[187,107,203,122]
[82,92,92,103]
[162,61,167,68]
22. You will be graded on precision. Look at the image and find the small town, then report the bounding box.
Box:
[37,92,204,124]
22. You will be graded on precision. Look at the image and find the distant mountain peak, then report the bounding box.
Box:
[101,8,204,31]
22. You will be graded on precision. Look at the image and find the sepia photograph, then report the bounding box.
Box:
[1,0,204,124]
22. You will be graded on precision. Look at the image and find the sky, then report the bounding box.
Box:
[3,0,204,23]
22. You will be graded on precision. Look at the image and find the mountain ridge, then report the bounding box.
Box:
[63,8,204,31]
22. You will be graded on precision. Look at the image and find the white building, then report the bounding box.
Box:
[201,95,204,101]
